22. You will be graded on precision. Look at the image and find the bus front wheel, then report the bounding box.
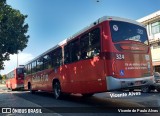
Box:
[53,81,62,99]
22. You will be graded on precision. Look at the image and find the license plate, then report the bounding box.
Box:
[135,81,141,86]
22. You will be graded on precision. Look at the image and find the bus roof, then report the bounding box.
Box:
[25,16,144,65]
[100,16,144,26]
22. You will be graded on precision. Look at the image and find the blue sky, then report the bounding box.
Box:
[1,0,160,74]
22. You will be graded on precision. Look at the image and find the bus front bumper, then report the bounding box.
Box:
[106,76,154,91]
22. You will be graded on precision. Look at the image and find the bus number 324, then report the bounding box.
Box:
[116,54,125,60]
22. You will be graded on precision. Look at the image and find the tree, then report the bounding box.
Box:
[2,74,6,81]
[0,74,2,80]
[0,0,29,69]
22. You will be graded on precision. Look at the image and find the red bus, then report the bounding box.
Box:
[24,16,154,99]
[6,66,24,90]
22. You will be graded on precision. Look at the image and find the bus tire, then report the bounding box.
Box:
[11,87,13,91]
[53,81,62,99]
[10,85,14,91]
[157,88,160,92]
[28,83,35,94]
[82,93,94,97]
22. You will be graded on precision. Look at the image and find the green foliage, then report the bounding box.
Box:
[2,74,6,80]
[0,0,29,69]
[0,74,2,80]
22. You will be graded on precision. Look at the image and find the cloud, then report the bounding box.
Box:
[0,53,34,75]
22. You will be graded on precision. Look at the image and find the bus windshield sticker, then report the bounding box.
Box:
[120,70,125,76]
[137,29,143,34]
[113,25,118,31]
[145,55,150,61]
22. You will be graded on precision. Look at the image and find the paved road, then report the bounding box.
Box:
[0,84,160,116]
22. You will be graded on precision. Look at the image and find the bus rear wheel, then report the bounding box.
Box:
[11,86,14,91]
[157,88,160,92]
[28,83,35,94]
[53,81,62,99]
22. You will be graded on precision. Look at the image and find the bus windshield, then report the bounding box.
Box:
[17,68,24,75]
[109,21,149,45]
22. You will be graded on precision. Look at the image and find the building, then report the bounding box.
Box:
[137,10,160,72]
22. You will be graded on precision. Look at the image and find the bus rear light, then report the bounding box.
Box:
[62,76,65,80]
[112,60,116,75]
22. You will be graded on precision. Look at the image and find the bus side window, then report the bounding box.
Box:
[80,28,101,59]
[90,28,101,56]
[48,52,54,69]
[37,58,43,72]
[53,47,62,68]
[28,63,32,74]
[32,61,37,73]
[69,39,80,62]
[26,65,29,75]
[57,48,62,67]
[25,66,27,75]
[64,45,70,64]
[43,54,52,69]
[26,64,31,74]
[80,33,89,59]
[64,39,80,64]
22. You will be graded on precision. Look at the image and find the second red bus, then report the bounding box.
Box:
[6,66,24,90]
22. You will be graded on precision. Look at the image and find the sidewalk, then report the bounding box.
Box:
[0,84,6,87]
[0,84,58,115]
[0,84,6,93]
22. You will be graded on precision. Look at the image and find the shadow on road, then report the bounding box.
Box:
[13,91,144,108]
